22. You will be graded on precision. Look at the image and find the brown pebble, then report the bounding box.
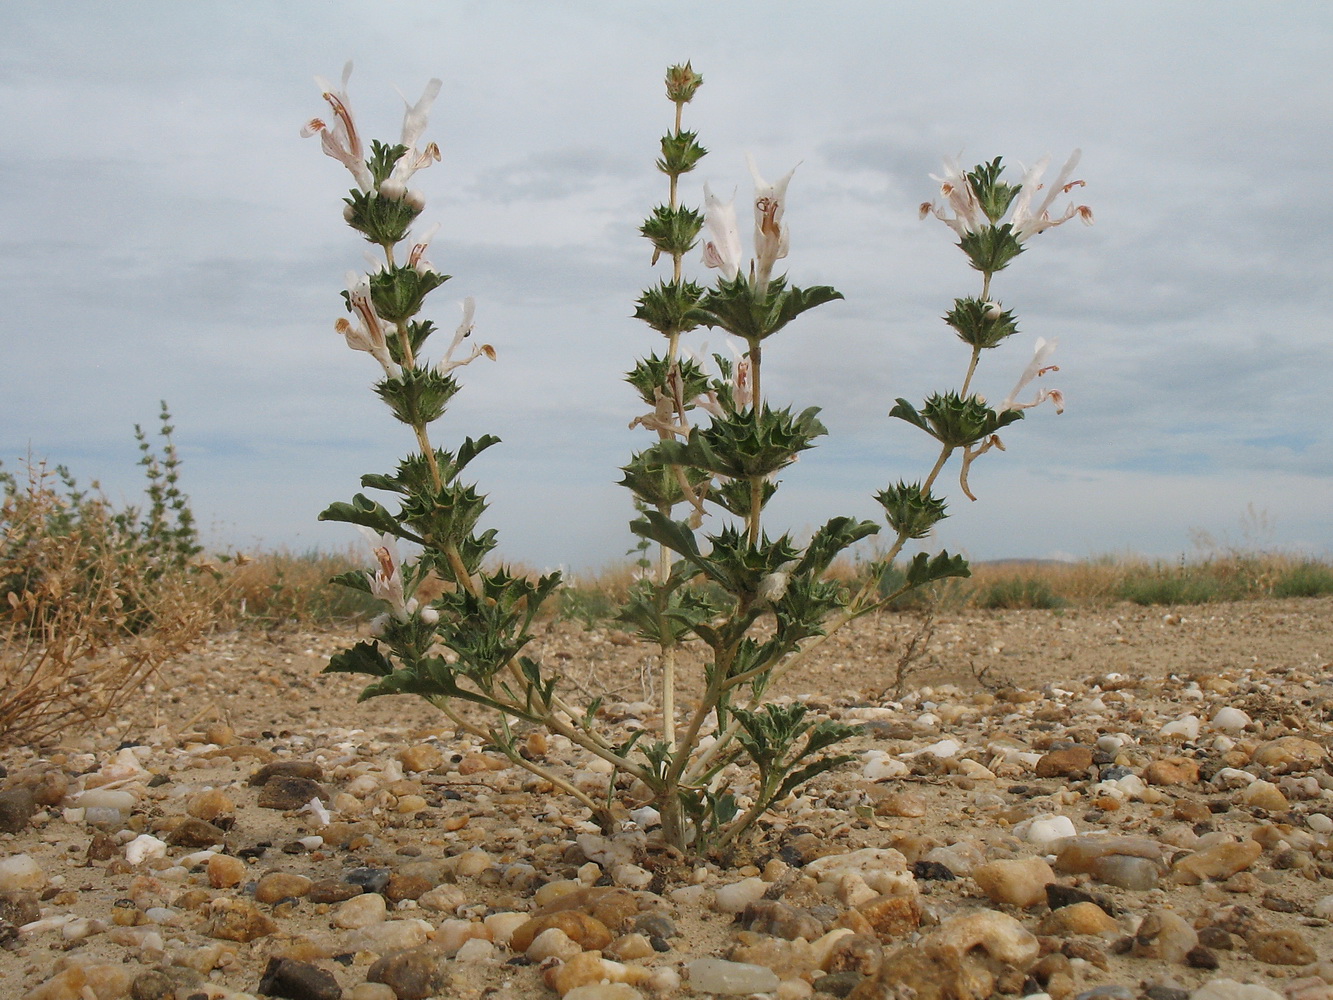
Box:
[1143,757,1199,785]
[1247,927,1317,965]
[511,910,613,953]
[255,872,314,904]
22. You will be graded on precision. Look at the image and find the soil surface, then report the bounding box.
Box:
[1,596,1330,1000]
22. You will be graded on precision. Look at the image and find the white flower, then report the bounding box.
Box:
[380,78,443,200]
[357,526,411,620]
[748,155,795,293]
[701,182,743,280]
[1002,337,1065,413]
[920,156,988,236]
[1009,150,1093,240]
[338,272,399,378]
[301,62,374,191]
[437,297,495,375]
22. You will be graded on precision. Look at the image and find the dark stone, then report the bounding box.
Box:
[257,776,328,811]
[1196,926,1235,950]
[249,761,324,786]
[148,774,170,788]
[912,860,957,881]
[1185,945,1220,969]
[1046,883,1097,910]
[815,970,865,997]
[1142,988,1189,1000]
[167,818,228,848]
[0,890,40,927]
[633,911,677,939]
[344,867,391,893]
[367,944,451,1000]
[308,879,364,904]
[651,935,671,952]
[1098,765,1134,781]
[0,787,36,833]
[1261,893,1300,913]
[256,956,342,1000]
[238,843,270,860]
[87,830,119,861]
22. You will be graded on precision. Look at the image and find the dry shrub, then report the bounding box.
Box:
[1,459,216,746]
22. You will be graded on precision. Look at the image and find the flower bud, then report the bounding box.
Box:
[419,607,440,625]
[378,179,407,201]
[665,62,703,103]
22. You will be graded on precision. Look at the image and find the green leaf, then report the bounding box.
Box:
[634,280,705,338]
[369,265,451,324]
[943,297,1019,350]
[640,205,704,258]
[690,273,843,342]
[905,550,971,588]
[875,482,948,540]
[374,366,462,427]
[324,640,395,678]
[318,494,420,542]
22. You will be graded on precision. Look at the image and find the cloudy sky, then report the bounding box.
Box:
[4,2,1330,572]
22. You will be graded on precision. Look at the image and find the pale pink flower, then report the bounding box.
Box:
[357,527,411,620]
[1009,150,1094,241]
[747,155,795,293]
[339,271,398,378]
[920,156,988,236]
[380,78,443,200]
[301,62,374,191]
[701,182,743,280]
[1002,337,1065,413]
[437,297,495,375]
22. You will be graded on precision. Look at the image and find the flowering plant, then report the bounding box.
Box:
[304,62,1090,856]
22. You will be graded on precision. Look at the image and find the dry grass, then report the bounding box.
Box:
[1,461,217,746]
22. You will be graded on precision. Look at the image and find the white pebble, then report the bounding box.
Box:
[124,835,168,866]
[1160,715,1200,740]
[1210,707,1251,733]
[1307,813,1332,834]
[1016,814,1077,849]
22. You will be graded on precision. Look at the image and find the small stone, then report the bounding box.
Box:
[607,932,655,961]
[205,896,278,942]
[367,943,451,1000]
[258,776,328,810]
[546,953,648,996]
[1045,884,1099,910]
[1090,855,1159,890]
[687,957,781,995]
[1172,840,1262,884]
[528,885,641,935]
[1036,747,1095,778]
[1038,901,1119,937]
[1240,781,1288,811]
[1053,836,1163,874]
[527,927,583,962]
[250,760,325,785]
[1246,928,1317,965]
[256,872,314,903]
[187,788,235,821]
[713,876,769,914]
[1144,758,1200,786]
[0,787,37,833]
[0,853,45,891]
[130,969,177,1000]
[308,878,363,903]
[0,889,41,926]
[742,900,825,941]
[256,956,342,1000]
[1251,737,1325,773]
[87,830,119,861]
[169,817,228,847]
[857,893,921,941]
[207,853,248,888]
[1190,979,1285,1000]
[870,789,928,818]
[384,872,433,902]
[511,910,613,952]
[1186,946,1220,969]
[399,744,445,772]
[816,970,865,998]
[1131,911,1198,963]
[564,986,645,1000]
[332,892,387,929]
[344,919,434,956]
[973,857,1055,908]
[347,986,397,1000]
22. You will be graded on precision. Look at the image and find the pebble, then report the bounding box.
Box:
[1191,981,1285,1000]
[1246,928,1317,965]
[255,957,341,1000]
[0,787,37,832]
[973,857,1056,908]
[0,853,46,891]
[1172,841,1262,884]
[687,957,781,995]
[332,892,387,928]
[714,876,769,914]
[367,942,452,999]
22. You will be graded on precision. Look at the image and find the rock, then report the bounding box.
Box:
[869,789,928,817]
[1036,746,1095,778]
[250,760,325,785]
[1053,836,1163,875]
[607,932,655,961]
[1020,815,1077,849]
[1240,781,1289,811]
[1246,928,1317,965]
[742,900,825,941]
[207,853,248,888]
[256,872,314,903]
[857,893,921,941]
[332,892,387,929]
[1144,758,1199,785]
[367,943,451,1000]
[343,919,434,956]
[124,834,168,866]
[973,857,1055,908]
[205,896,279,942]
[417,883,467,912]
[511,910,613,952]
[130,969,178,1000]
[347,986,396,1000]
[257,956,342,1000]
[1190,980,1284,1000]
[0,889,41,926]
[0,786,37,832]
[545,953,649,996]
[1209,708,1251,733]
[564,986,644,1000]
[1131,911,1198,963]
[385,872,433,901]
[713,876,769,914]
[398,744,445,772]
[258,776,328,810]
[167,816,228,847]
[526,886,641,934]
[1251,737,1325,773]
[1172,840,1262,884]
[1038,901,1119,937]
[850,910,1038,1000]
[308,879,364,903]
[818,971,868,998]
[1090,855,1159,890]
[187,788,235,821]
[528,927,584,962]
[687,958,781,995]
[0,853,46,891]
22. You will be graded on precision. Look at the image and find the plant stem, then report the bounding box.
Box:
[746,336,763,547]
